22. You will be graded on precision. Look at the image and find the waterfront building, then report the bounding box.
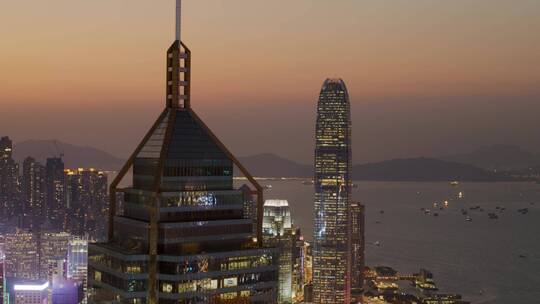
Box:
[4,232,39,280]
[13,280,49,304]
[350,202,365,297]
[87,1,278,303]
[262,199,294,304]
[65,169,108,241]
[22,157,46,230]
[0,136,20,218]
[313,78,352,304]
[45,158,66,230]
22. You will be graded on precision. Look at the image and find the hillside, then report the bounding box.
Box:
[442,145,540,171]
[13,140,124,170]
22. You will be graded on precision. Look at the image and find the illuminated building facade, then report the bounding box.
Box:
[52,279,81,304]
[87,1,278,303]
[65,169,108,241]
[39,232,71,279]
[67,238,88,302]
[291,229,305,302]
[45,157,66,230]
[13,281,49,304]
[313,78,352,304]
[0,136,20,219]
[350,202,365,296]
[4,232,39,280]
[1,256,4,304]
[262,200,294,304]
[22,157,46,230]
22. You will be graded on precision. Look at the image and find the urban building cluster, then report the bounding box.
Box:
[0,136,108,241]
[0,136,106,303]
[0,232,88,303]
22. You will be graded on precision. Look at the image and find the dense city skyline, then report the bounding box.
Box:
[1,1,539,304]
[1,1,540,164]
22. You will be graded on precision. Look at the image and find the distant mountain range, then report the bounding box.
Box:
[441,145,540,171]
[10,140,538,181]
[238,154,514,182]
[13,140,124,170]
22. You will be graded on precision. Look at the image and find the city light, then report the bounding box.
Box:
[14,281,49,291]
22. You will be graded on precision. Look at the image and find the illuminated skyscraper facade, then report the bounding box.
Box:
[1,256,4,304]
[65,169,108,241]
[39,232,71,279]
[67,238,88,302]
[350,202,365,296]
[313,78,352,304]
[4,232,40,280]
[0,136,20,219]
[22,157,46,230]
[262,200,294,304]
[45,157,66,229]
[87,1,277,303]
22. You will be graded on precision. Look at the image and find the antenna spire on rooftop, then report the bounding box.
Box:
[176,0,182,41]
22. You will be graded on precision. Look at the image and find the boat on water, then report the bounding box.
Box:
[518,208,529,214]
[302,180,314,185]
[466,216,472,222]
[450,181,459,186]
[488,213,499,219]
[264,184,272,190]
[374,241,381,247]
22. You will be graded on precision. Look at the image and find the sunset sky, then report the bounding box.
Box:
[1,0,540,163]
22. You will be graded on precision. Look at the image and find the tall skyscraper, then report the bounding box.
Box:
[45,157,66,229]
[0,136,20,218]
[350,202,365,296]
[87,1,278,303]
[22,157,46,230]
[313,78,352,304]
[262,199,295,304]
[65,169,108,241]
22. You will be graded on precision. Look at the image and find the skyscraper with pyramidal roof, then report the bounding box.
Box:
[87,1,278,303]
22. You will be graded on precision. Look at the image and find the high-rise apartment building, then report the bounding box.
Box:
[313,78,352,304]
[262,200,295,304]
[65,169,108,241]
[87,1,278,303]
[22,157,46,230]
[45,157,66,229]
[350,202,365,296]
[0,136,20,218]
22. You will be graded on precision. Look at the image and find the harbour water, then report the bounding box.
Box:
[262,180,540,304]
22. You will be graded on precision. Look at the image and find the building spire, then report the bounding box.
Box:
[176,0,182,42]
